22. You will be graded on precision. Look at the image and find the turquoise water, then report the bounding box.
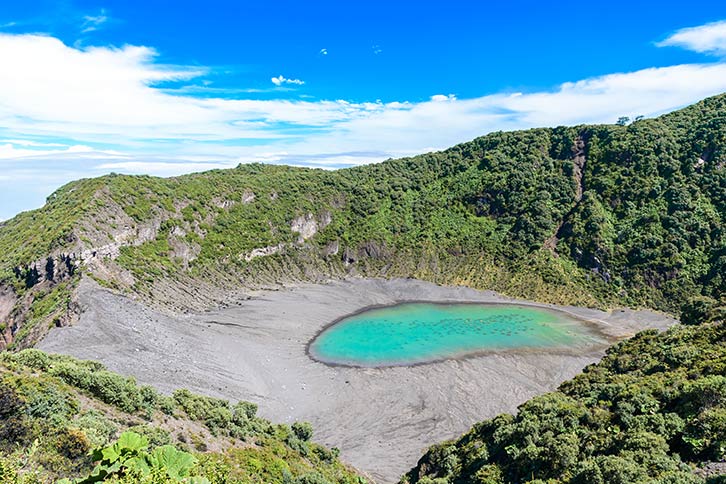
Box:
[309,303,604,367]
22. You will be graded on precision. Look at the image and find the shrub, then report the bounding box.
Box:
[681,296,717,325]
[292,422,313,442]
[173,389,229,422]
[205,407,233,435]
[9,349,51,371]
[74,410,117,448]
[126,425,172,448]
[233,401,258,421]
[48,362,144,413]
[14,377,79,424]
[294,472,332,484]
[57,428,90,458]
[157,396,176,416]
[0,386,28,444]
[312,445,339,464]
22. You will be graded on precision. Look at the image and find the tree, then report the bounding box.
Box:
[292,422,314,441]
[616,117,630,126]
[680,295,717,325]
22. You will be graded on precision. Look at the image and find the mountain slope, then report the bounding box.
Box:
[0,94,725,349]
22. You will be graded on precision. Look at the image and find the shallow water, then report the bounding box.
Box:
[309,302,606,366]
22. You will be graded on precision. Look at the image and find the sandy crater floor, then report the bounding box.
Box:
[39,278,677,483]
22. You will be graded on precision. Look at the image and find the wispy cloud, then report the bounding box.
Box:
[81,9,109,33]
[658,20,726,55]
[372,44,382,54]
[0,143,90,159]
[94,160,233,174]
[271,74,305,86]
[319,48,328,55]
[430,94,456,102]
[0,139,66,147]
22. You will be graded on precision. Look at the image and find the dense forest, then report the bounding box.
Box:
[1,94,724,350]
[0,349,365,484]
[403,305,726,484]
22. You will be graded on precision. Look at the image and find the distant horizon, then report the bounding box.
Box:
[2,0,726,220]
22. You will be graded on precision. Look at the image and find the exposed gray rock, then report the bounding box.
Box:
[324,241,340,256]
[242,189,256,204]
[291,213,319,242]
[240,244,284,262]
[170,225,187,238]
[213,198,235,209]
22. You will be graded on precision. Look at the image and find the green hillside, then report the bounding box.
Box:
[0,349,365,484]
[403,306,726,484]
[1,94,725,350]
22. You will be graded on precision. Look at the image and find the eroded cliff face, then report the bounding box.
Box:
[0,186,180,349]
[0,184,352,348]
[0,286,16,347]
[543,134,588,254]
[0,254,81,350]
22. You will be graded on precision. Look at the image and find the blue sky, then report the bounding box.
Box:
[2,1,726,219]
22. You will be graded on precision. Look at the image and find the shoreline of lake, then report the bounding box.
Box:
[307,301,613,368]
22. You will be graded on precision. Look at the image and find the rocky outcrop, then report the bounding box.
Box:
[1,258,81,350]
[169,233,201,270]
[342,247,357,266]
[13,254,77,289]
[695,462,726,480]
[572,136,587,203]
[291,211,332,243]
[544,134,588,254]
[0,286,17,347]
[358,241,390,260]
[242,189,256,204]
[240,244,284,262]
[323,241,340,256]
[291,213,319,241]
[213,198,235,209]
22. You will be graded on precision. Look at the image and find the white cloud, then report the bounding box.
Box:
[271,74,305,86]
[658,20,726,55]
[430,94,456,102]
[82,9,109,33]
[0,142,90,159]
[0,142,127,160]
[372,45,382,54]
[0,139,66,147]
[319,48,328,55]
[94,160,234,175]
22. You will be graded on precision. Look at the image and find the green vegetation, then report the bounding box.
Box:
[0,179,105,285]
[0,349,365,484]
[402,306,726,484]
[58,431,204,483]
